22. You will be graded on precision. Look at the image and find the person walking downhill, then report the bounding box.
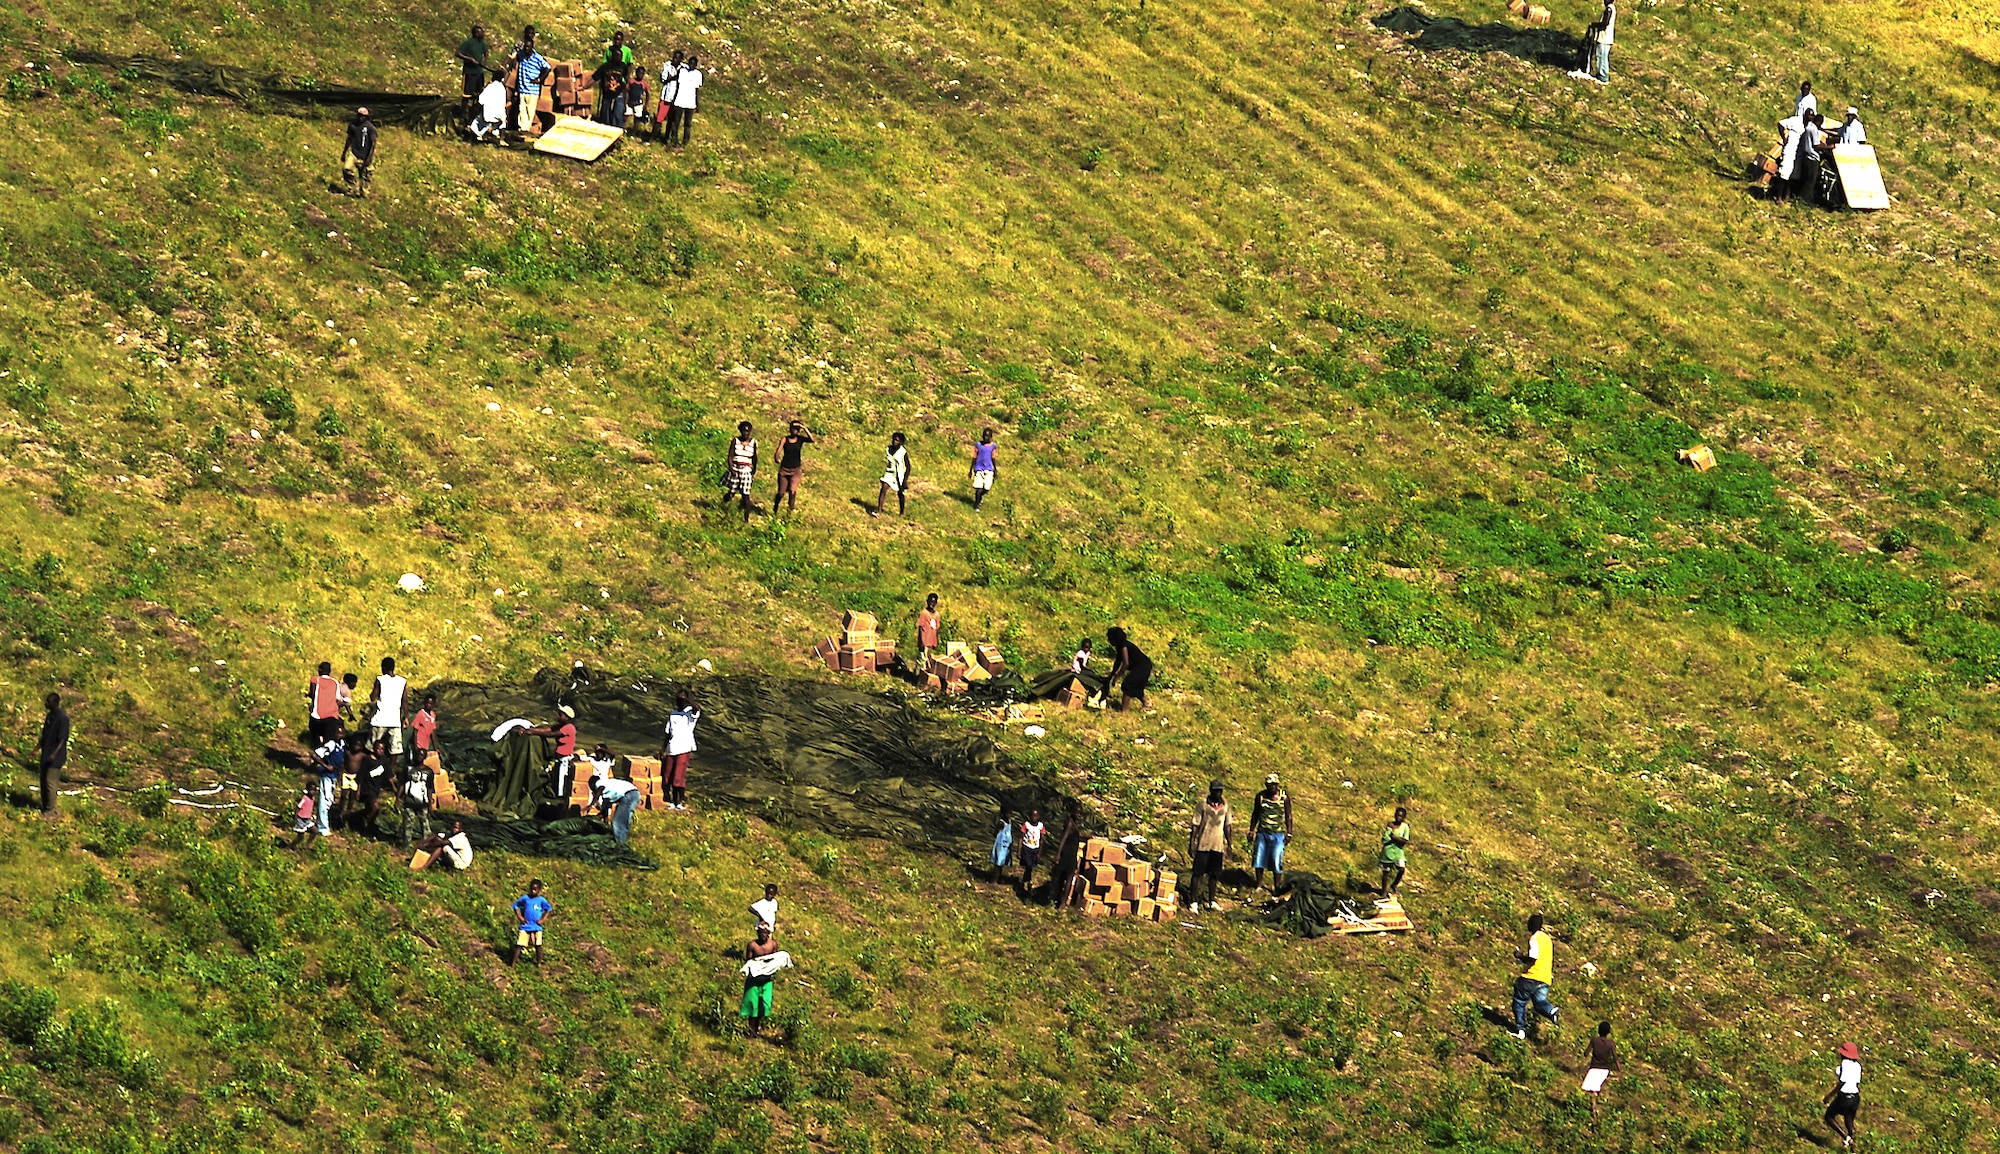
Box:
[657,689,699,810]
[1248,775,1292,893]
[1185,781,1233,912]
[873,431,911,518]
[1823,1041,1863,1149]
[968,428,998,511]
[1509,912,1562,1040]
[1379,806,1411,897]
[341,107,378,198]
[37,692,69,817]
[724,421,758,523]
[666,54,702,145]
[1582,1022,1621,1116]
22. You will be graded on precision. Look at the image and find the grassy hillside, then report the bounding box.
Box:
[0,0,1999,1147]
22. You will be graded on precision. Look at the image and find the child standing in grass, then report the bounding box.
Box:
[290,783,318,850]
[1018,808,1046,895]
[990,811,1015,883]
[1379,807,1410,896]
[510,879,551,966]
[725,421,758,523]
[872,431,911,518]
[968,427,997,511]
[916,593,941,665]
[1582,1022,1620,1115]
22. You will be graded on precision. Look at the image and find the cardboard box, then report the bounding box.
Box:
[813,637,840,671]
[872,637,898,669]
[1117,862,1152,886]
[976,643,1005,673]
[1154,871,1178,900]
[838,645,871,673]
[946,679,969,695]
[944,641,972,659]
[1154,902,1177,922]
[842,610,878,633]
[1119,883,1145,902]
[928,655,969,683]
[963,663,992,683]
[1057,680,1086,709]
[924,673,942,691]
[1137,898,1157,919]
[1100,843,1128,867]
[1082,899,1111,918]
[1677,444,1717,472]
[843,627,877,651]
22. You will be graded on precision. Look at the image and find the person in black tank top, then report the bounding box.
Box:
[774,420,815,514]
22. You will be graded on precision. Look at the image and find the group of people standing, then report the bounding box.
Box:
[1775,80,1869,206]
[297,657,443,851]
[456,23,705,146]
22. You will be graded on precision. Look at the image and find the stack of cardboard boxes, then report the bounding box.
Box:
[562,754,666,814]
[1073,837,1178,922]
[420,751,465,812]
[926,640,1004,694]
[813,611,898,675]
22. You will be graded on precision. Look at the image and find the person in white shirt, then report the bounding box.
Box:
[368,656,410,770]
[1017,809,1048,894]
[1589,0,1614,84]
[1774,114,1807,199]
[589,774,643,845]
[1837,107,1866,145]
[416,820,474,870]
[655,49,684,141]
[657,689,700,810]
[1795,80,1818,121]
[1822,1040,1862,1148]
[469,79,507,141]
[1071,638,1093,674]
[666,53,703,146]
[749,882,779,934]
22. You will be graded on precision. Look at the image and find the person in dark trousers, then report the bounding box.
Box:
[37,692,69,816]
[1185,781,1233,911]
[1051,802,1084,907]
[307,660,341,745]
[1793,112,1826,204]
[773,420,816,515]
[1583,1022,1621,1116]
[455,24,491,118]
[1104,626,1154,711]
[1824,1041,1862,1148]
[596,31,634,126]
[341,107,378,198]
[665,53,702,145]
[1017,808,1047,896]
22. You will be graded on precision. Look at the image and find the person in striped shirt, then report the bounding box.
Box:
[510,27,550,139]
[725,421,758,523]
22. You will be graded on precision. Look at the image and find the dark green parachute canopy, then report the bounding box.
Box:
[428,669,1074,859]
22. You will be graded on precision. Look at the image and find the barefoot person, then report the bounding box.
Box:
[1018,808,1047,895]
[414,820,474,871]
[1823,1041,1862,1149]
[510,878,551,966]
[37,691,69,817]
[968,427,998,511]
[740,922,785,1036]
[724,421,758,523]
[750,883,780,935]
[872,431,911,518]
[916,593,942,665]
[1379,807,1411,896]
[772,420,816,515]
[1582,1022,1620,1115]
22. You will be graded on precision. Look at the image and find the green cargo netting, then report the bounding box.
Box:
[460,815,658,870]
[428,669,1073,858]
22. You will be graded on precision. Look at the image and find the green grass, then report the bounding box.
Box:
[0,0,1998,1147]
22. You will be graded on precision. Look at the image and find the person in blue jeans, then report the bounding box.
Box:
[510,879,552,966]
[309,721,345,839]
[590,774,642,845]
[1590,0,1615,83]
[1511,912,1562,1039]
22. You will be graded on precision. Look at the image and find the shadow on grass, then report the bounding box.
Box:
[1372,7,1581,69]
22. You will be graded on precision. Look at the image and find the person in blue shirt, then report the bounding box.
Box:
[510,879,552,966]
[969,427,998,511]
[990,811,1015,883]
[589,774,643,845]
[510,27,551,139]
[308,720,345,839]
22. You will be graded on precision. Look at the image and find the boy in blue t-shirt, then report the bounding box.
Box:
[509,878,552,966]
[969,427,998,511]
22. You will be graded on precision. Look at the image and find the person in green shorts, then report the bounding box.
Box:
[1379,806,1411,897]
[741,923,782,1035]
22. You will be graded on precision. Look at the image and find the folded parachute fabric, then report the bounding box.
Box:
[740,951,794,979]
[490,718,535,742]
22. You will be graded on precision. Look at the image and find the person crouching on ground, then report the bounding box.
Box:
[589,773,642,845]
[469,76,508,142]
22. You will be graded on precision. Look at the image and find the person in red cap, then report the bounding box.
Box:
[1822,1041,1862,1148]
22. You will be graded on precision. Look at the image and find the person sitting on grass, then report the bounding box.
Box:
[510,878,551,966]
[1070,637,1093,674]
[414,820,474,871]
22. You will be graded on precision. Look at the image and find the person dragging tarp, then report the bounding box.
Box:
[1185,781,1234,912]
[1509,912,1562,1040]
[340,107,378,198]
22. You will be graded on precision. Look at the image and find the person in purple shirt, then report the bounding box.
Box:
[969,427,998,511]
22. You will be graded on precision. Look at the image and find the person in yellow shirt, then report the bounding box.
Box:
[1510,912,1562,1040]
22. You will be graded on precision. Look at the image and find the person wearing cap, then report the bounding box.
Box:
[341,106,378,198]
[1822,1041,1862,1148]
[1185,781,1234,912]
[524,706,580,805]
[1247,775,1292,892]
[1837,107,1866,145]
[1379,806,1411,896]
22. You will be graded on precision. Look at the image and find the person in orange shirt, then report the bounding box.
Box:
[916,593,941,665]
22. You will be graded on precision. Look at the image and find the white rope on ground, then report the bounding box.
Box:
[167,797,279,816]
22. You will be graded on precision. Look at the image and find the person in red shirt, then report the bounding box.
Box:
[916,593,942,665]
[526,705,580,806]
[307,661,341,745]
